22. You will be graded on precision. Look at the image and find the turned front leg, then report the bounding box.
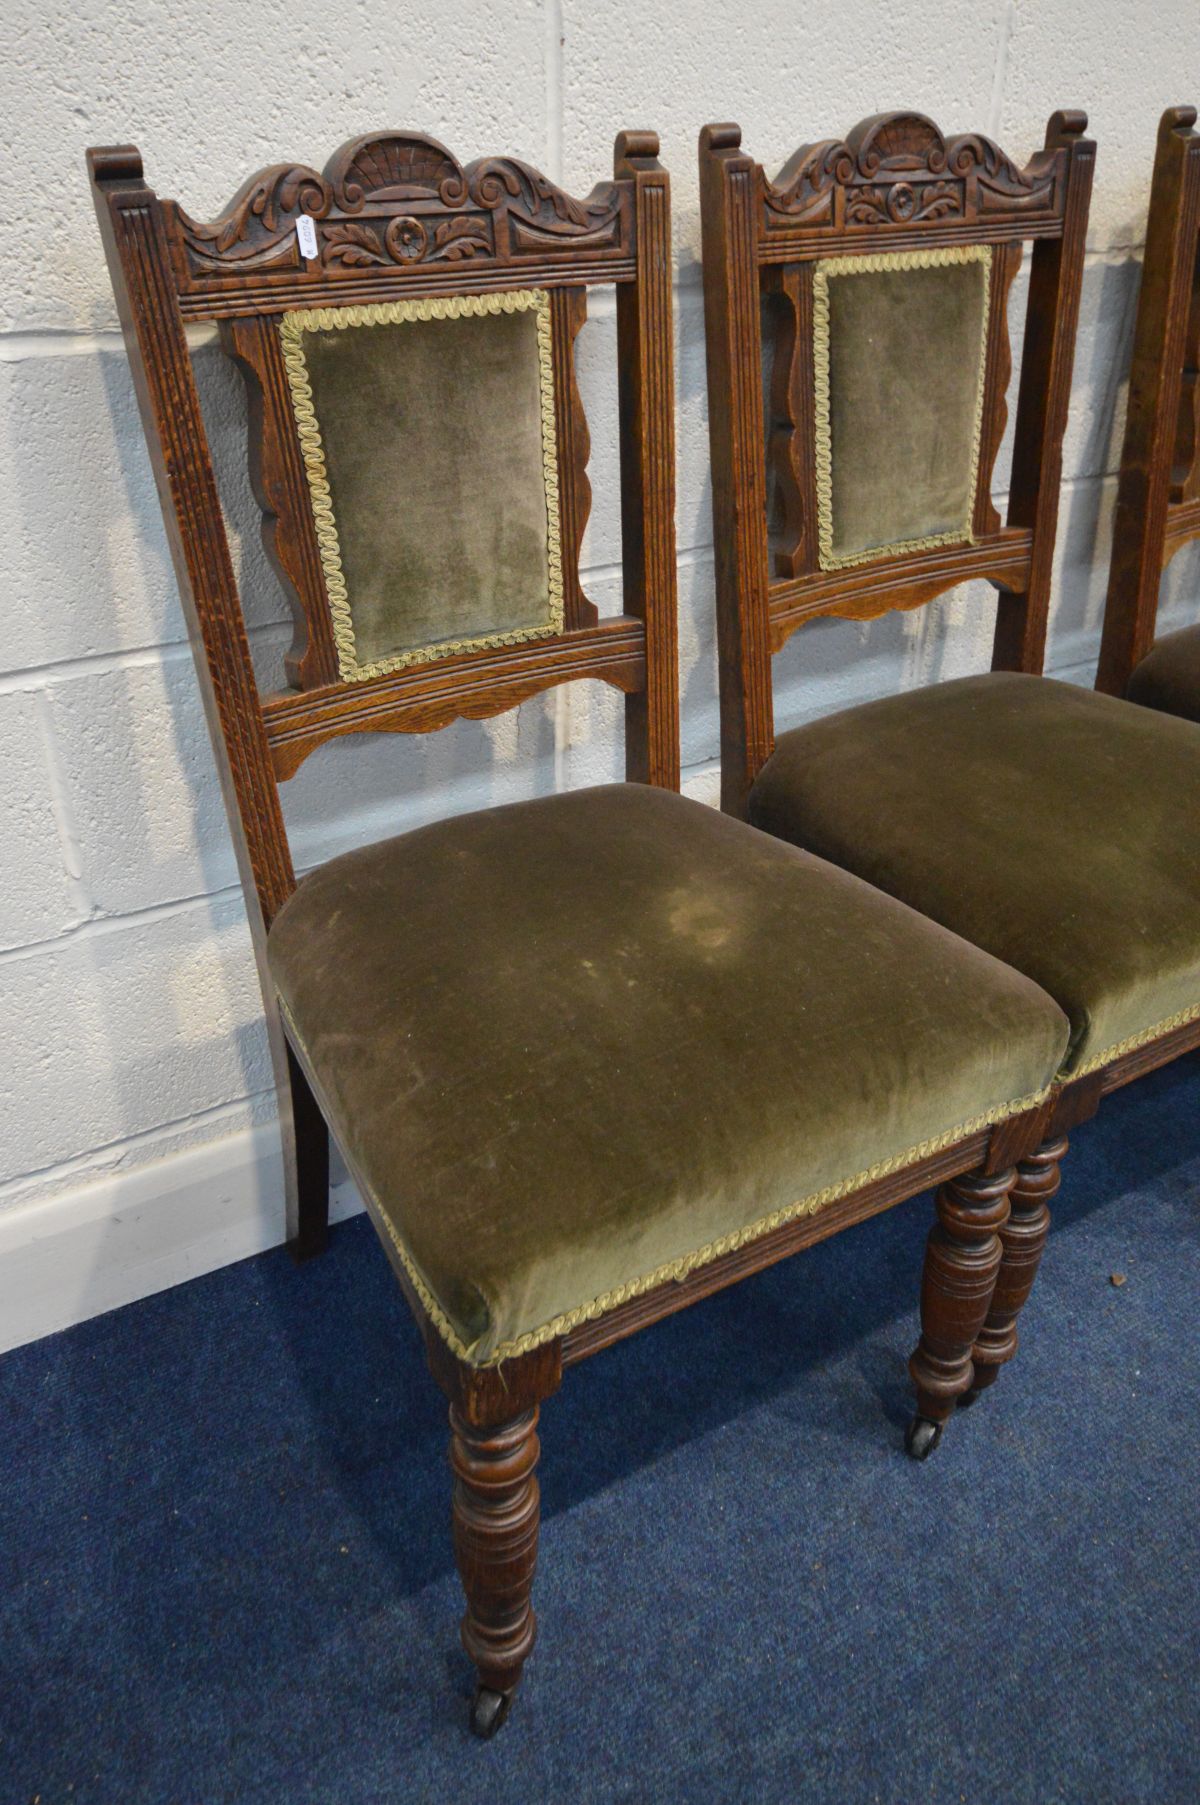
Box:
[967,1134,1066,1399]
[450,1404,542,1737]
[906,1165,1013,1459]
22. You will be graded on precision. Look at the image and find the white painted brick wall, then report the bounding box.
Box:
[1,0,1198,1347]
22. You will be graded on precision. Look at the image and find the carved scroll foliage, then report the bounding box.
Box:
[763,112,1060,239]
[176,132,625,282]
[181,164,331,270]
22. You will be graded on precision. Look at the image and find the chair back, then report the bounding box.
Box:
[89,130,678,927]
[699,110,1093,811]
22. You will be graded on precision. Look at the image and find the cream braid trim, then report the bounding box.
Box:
[812,243,993,571]
[1066,1000,1200,1080]
[276,1020,1053,1371]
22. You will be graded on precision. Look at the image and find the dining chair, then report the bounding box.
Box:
[1097,105,1200,721]
[699,108,1200,1454]
[90,124,1070,1735]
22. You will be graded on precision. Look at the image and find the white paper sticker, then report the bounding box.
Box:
[296,216,318,261]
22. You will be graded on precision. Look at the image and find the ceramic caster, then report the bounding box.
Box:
[470,1686,511,1739]
[905,1415,943,1461]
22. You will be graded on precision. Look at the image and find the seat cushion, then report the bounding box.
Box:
[749,672,1200,1078]
[1126,625,1200,725]
[268,785,1068,1365]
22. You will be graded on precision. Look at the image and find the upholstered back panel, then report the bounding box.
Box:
[281,290,562,682]
[815,247,991,569]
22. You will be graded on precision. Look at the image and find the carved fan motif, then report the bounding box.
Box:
[335,136,464,206]
[860,113,947,172]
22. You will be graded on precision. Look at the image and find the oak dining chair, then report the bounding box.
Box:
[700,108,1200,1456]
[90,124,1070,1735]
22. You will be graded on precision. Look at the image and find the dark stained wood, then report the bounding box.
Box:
[86,147,311,1254]
[699,124,776,816]
[759,112,1070,259]
[992,111,1095,673]
[1163,492,1200,565]
[908,1164,1014,1432]
[562,1099,1050,1365]
[968,1134,1065,1395]
[263,617,648,780]
[220,314,341,689]
[615,132,680,789]
[285,1042,330,1259]
[1047,1016,1200,1139]
[423,1331,564,1428]
[449,1405,542,1728]
[767,530,1032,645]
[90,128,679,841]
[422,1330,562,1732]
[89,133,675,1304]
[974,240,1023,538]
[201,147,650,744]
[88,148,295,925]
[1096,107,1200,697]
[1094,1012,1200,1093]
[550,286,599,631]
[982,1094,1058,1175]
[1173,235,1200,502]
[765,263,818,578]
[165,133,637,319]
[94,108,1192,1736]
[88,120,681,1161]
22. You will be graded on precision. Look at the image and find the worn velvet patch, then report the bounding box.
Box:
[268,785,1068,1362]
[749,672,1200,1074]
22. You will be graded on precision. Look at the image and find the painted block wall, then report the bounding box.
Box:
[1,0,1198,1349]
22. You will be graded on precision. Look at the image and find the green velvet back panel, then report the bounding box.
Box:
[282,293,562,681]
[815,248,991,569]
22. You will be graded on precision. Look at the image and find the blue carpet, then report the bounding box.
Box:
[2,1057,1198,1804]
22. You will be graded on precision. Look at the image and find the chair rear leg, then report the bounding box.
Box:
[284,1043,330,1261]
[906,1164,1013,1459]
[963,1134,1066,1403]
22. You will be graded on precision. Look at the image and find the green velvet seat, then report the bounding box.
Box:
[748,672,1200,1078]
[1126,624,1200,725]
[268,784,1069,1365]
